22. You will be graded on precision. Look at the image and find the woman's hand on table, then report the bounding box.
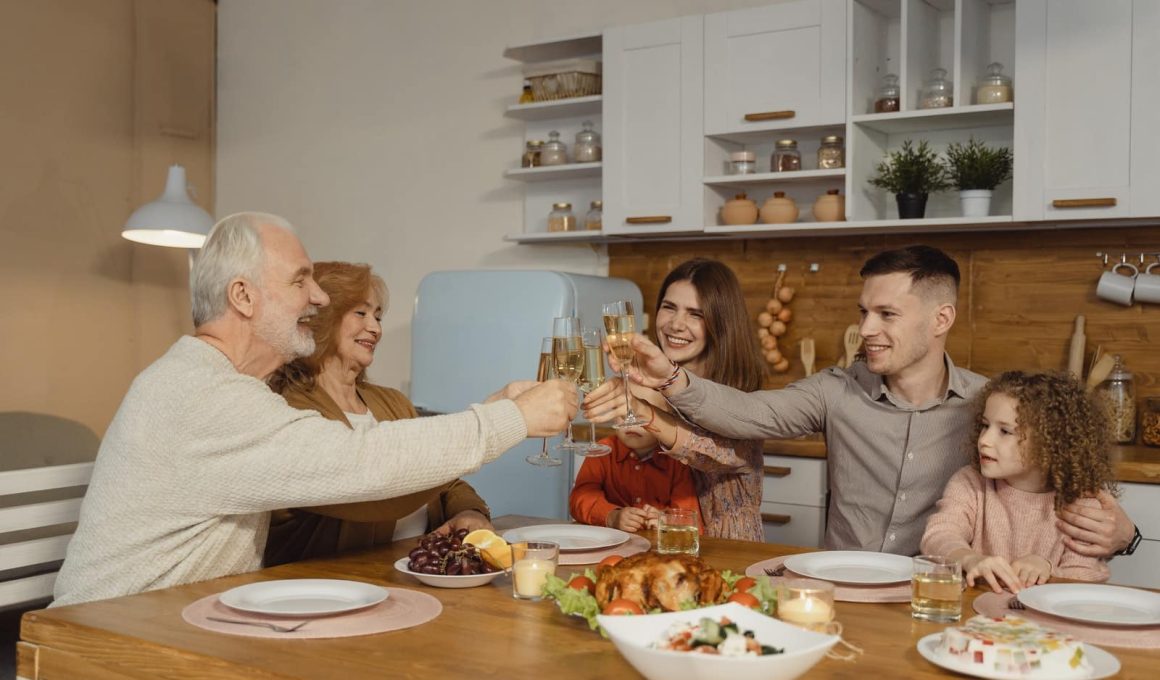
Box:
[434,510,492,536]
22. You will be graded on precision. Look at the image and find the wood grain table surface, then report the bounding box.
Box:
[18,516,1160,679]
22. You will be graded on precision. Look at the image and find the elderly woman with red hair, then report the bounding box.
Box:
[264,261,492,566]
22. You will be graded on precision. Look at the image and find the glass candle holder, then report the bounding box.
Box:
[776,579,835,632]
[511,541,559,600]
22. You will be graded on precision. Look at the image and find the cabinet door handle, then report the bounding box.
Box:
[763,465,792,478]
[1052,198,1117,208]
[625,216,672,224]
[744,110,795,122]
[761,513,792,525]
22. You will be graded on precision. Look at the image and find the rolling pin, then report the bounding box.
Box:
[1067,315,1086,379]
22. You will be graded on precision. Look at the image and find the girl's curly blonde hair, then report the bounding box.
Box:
[970,371,1117,509]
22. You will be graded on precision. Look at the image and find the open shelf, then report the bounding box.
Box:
[503,32,602,63]
[504,96,602,121]
[851,103,1013,133]
[705,214,1013,237]
[704,169,846,189]
[504,230,606,244]
[504,163,602,182]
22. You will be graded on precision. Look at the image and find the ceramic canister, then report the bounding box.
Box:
[721,193,758,225]
[760,192,799,224]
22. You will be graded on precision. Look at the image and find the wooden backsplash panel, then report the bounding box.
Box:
[608,225,1160,396]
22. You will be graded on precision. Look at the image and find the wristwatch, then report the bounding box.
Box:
[1117,525,1143,556]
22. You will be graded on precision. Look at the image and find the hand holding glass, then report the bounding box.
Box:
[602,300,648,429]
[576,327,612,457]
[525,337,562,467]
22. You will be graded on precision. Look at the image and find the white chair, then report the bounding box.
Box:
[0,462,93,610]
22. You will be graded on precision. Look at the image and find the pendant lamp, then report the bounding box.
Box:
[122,165,214,248]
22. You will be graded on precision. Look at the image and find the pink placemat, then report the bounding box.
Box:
[182,587,442,639]
[973,591,1160,649]
[560,534,652,565]
[745,555,911,603]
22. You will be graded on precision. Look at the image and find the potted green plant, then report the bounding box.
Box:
[867,140,950,219]
[944,137,1013,218]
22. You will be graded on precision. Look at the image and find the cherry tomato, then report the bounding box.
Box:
[733,577,757,594]
[596,554,624,574]
[602,598,645,616]
[567,575,595,596]
[727,592,760,609]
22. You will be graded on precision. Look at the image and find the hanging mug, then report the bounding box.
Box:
[1096,260,1137,306]
[1133,262,1160,304]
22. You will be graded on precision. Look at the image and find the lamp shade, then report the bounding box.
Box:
[122,165,214,248]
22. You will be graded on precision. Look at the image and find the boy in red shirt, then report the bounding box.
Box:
[569,424,701,532]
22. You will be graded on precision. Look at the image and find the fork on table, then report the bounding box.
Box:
[764,565,787,577]
[206,616,310,633]
[1007,598,1025,610]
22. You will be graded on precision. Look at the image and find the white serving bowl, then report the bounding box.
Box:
[597,602,838,680]
[393,557,504,589]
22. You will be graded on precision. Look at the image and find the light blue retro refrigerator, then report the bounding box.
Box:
[410,270,643,520]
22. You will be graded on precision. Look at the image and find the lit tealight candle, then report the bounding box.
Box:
[777,578,836,629]
[513,559,556,598]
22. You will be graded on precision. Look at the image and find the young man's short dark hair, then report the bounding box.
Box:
[860,245,960,303]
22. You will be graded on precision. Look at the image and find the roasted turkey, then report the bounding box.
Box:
[594,552,727,612]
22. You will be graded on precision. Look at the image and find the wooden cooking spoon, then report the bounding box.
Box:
[842,324,860,368]
[801,338,816,377]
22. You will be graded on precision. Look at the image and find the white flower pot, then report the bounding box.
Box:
[959,189,993,218]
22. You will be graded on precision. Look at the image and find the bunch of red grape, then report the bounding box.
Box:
[407,528,499,576]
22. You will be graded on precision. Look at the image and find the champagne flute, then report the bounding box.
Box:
[602,300,649,429]
[526,336,563,467]
[577,327,612,457]
[551,316,584,453]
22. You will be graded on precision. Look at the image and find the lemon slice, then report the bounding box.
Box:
[463,529,511,570]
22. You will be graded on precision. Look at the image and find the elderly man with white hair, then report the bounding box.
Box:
[53,212,577,606]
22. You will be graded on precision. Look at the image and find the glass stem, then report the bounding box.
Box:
[588,420,598,447]
[623,363,636,420]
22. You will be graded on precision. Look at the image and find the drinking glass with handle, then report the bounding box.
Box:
[576,327,612,457]
[525,336,563,467]
[551,316,584,454]
[601,300,649,429]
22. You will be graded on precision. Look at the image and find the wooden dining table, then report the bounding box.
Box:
[17,516,1160,679]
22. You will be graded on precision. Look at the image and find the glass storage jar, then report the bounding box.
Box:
[573,121,602,163]
[548,202,576,232]
[521,140,543,168]
[874,74,900,113]
[816,135,845,169]
[1142,397,1160,447]
[771,139,801,172]
[729,151,756,175]
[920,68,954,109]
[975,62,1012,104]
[1095,355,1136,444]
[541,130,569,166]
[584,200,602,231]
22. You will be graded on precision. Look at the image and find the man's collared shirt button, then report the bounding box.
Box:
[906,451,914,460]
[889,533,896,542]
[899,493,906,502]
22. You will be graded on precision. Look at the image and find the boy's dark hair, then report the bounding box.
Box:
[860,245,961,303]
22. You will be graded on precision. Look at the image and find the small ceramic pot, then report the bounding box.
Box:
[959,189,992,218]
[721,193,758,225]
[896,192,928,219]
[760,192,799,224]
[812,189,845,222]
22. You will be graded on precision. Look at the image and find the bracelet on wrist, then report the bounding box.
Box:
[655,361,683,392]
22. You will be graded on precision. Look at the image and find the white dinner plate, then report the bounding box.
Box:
[1016,584,1160,626]
[502,524,630,552]
[218,579,389,617]
[917,632,1120,680]
[782,551,912,585]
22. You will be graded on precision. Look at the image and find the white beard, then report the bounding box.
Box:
[254,308,316,360]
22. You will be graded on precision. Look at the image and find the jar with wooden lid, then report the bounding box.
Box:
[874,74,900,113]
[548,202,576,232]
[541,130,568,166]
[1141,397,1160,447]
[1095,355,1135,443]
[771,139,801,172]
[574,121,602,162]
[975,62,1012,104]
[521,140,543,168]
[816,135,845,169]
[584,200,602,231]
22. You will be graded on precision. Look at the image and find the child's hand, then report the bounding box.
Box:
[606,507,652,532]
[641,504,661,530]
[963,554,1023,593]
[1011,555,1052,587]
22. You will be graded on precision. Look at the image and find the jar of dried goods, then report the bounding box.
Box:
[920,68,954,109]
[574,121,602,162]
[816,135,845,169]
[521,140,543,168]
[721,193,758,225]
[874,74,900,113]
[585,200,603,231]
[548,202,576,232]
[771,139,801,172]
[975,62,1012,104]
[1095,355,1136,444]
[1141,397,1160,447]
[541,130,569,166]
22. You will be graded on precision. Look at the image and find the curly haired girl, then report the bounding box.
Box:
[920,371,1116,592]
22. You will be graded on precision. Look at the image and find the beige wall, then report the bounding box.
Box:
[0,0,215,438]
[216,0,781,394]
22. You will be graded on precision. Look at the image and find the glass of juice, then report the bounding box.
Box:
[656,508,699,556]
[912,555,962,622]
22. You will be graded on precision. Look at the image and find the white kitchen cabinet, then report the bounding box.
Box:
[704,0,847,135]
[761,455,827,548]
[601,16,704,236]
[1014,0,1160,221]
[1108,482,1160,589]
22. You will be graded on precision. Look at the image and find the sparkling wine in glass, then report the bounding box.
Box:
[602,301,649,429]
[526,336,563,467]
[552,317,584,453]
[577,327,612,457]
